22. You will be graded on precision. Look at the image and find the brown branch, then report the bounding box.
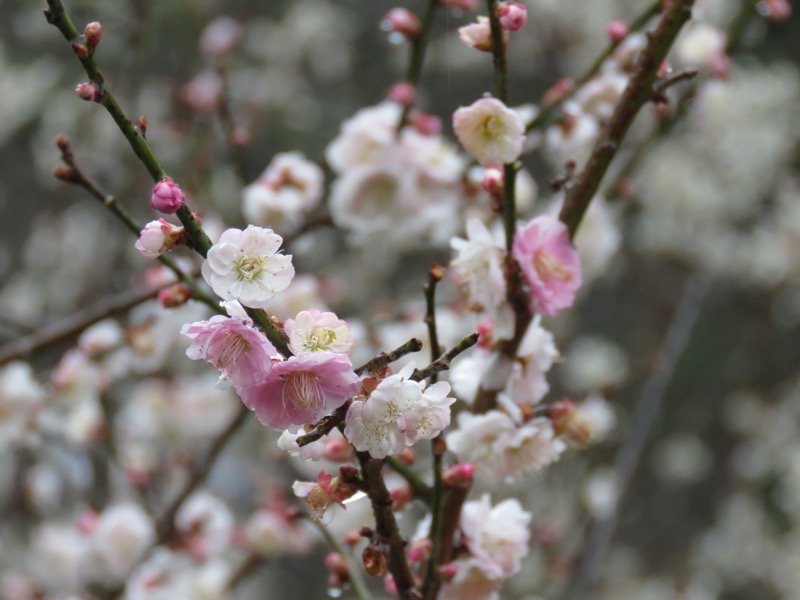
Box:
[559,0,695,238]
[357,451,418,599]
[0,285,162,366]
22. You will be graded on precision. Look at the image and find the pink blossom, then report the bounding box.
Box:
[149,178,185,214]
[240,352,359,431]
[383,8,421,39]
[512,216,581,317]
[199,17,243,59]
[181,315,277,389]
[135,219,185,258]
[496,2,527,32]
[458,17,495,53]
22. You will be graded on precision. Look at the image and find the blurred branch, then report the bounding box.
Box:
[397,0,440,131]
[568,273,710,599]
[526,0,663,132]
[0,285,162,366]
[559,0,695,238]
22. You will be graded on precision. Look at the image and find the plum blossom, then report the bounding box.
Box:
[344,364,455,458]
[244,508,316,557]
[445,410,565,482]
[450,219,506,313]
[505,315,560,405]
[201,225,294,309]
[242,152,324,233]
[458,17,495,52]
[135,219,185,258]
[175,492,234,559]
[512,215,582,317]
[181,315,277,389]
[284,309,355,356]
[496,2,527,32]
[240,352,359,431]
[453,98,526,165]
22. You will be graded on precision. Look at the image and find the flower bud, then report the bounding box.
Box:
[150,178,186,214]
[459,16,495,52]
[362,542,389,577]
[75,82,101,102]
[158,283,193,308]
[387,81,416,106]
[135,218,185,258]
[547,398,591,447]
[606,19,629,44]
[409,112,442,136]
[324,436,355,462]
[383,8,421,39]
[84,21,103,49]
[442,462,475,487]
[390,484,413,511]
[496,2,528,32]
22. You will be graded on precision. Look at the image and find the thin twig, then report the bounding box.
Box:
[410,333,479,383]
[397,0,440,131]
[559,0,695,238]
[568,273,710,599]
[526,0,663,132]
[354,338,424,376]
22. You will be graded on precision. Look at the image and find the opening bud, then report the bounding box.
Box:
[75,82,102,103]
[84,21,103,49]
[442,462,475,488]
[157,283,193,308]
[547,398,591,447]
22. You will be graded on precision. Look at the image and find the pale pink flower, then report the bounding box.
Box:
[574,73,629,121]
[175,492,234,559]
[242,152,324,232]
[135,219,185,258]
[180,71,222,113]
[458,17,495,53]
[450,219,506,313]
[445,410,564,482]
[505,315,559,405]
[284,309,355,356]
[244,509,316,556]
[89,503,155,579]
[496,2,527,32]
[460,494,531,579]
[240,352,358,431]
[512,215,581,317]
[453,98,526,165]
[201,225,294,309]
[149,178,185,214]
[181,315,277,389]
[344,364,455,458]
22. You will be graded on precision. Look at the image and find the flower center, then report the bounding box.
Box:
[234,254,268,282]
[533,251,572,283]
[479,115,501,140]
[215,330,251,368]
[283,371,324,412]
[305,327,337,352]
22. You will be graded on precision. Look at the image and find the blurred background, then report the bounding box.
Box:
[0,0,799,598]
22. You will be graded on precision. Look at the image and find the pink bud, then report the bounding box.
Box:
[75,510,99,534]
[323,437,354,462]
[542,77,574,105]
[75,82,101,102]
[158,283,193,308]
[442,462,475,487]
[439,562,459,581]
[481,165,504,194]
[606,19,629,43]
[387,81,416,106]
[383,8,421,39]
[149,178,186,214]
[135,218,185,257]
[84,21,103,49]
[409,112,442,136]
[496,2,527,32]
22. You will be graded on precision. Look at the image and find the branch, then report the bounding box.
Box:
[357,451,418,599]
[559,0,695,238]
[354,338,424,376]
[397,0,440,131]
[410,333,479,383]
[526,0,663,132]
